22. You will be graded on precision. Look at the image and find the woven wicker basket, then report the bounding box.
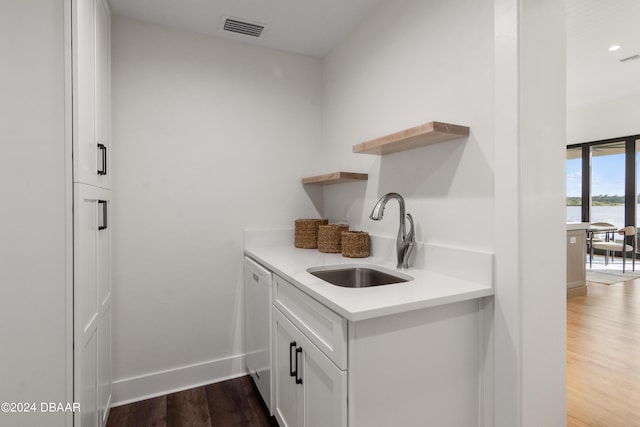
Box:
[341,231,370,258]
[317,224,349,253]
[294,219,328,249]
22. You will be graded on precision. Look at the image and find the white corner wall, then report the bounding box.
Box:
[320,0,567,425]
[0,1,71,426]
[320,0,494,252]
[494,0,567,426]
[110,17,323,404]
[110,2,568,424]
[567,92,640,144]
[518,0,567,423]
[321,0,494,422]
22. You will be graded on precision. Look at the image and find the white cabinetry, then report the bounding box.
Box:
[273,275,347,369]
[74,184,112,427]
[347,301,481,427]
[73,0,111,189]
[72,0,112,425]
[272,275,347,427]
[270,273,482,427]
[273,306,347,427]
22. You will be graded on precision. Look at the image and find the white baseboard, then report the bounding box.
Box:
[111,354,246,407]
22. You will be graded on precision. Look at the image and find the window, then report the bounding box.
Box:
[567,135,639,228]
[590,142,625,228]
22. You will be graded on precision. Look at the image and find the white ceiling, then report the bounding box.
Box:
[108,0,640,108]
[567,0,640,107]
[107,0,384,58]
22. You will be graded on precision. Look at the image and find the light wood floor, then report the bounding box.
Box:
[567,278,640,426]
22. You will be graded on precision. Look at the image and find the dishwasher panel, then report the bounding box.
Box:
[243,256,273,413]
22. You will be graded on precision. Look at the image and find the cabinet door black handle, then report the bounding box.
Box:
[289,341,297,377]
[97,143,107,175]
[98,200,108,230]
[295,347,303,384]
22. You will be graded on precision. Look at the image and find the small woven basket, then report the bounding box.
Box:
[317,224,349,253]
[294,219,328,249]
[341,231,370,258]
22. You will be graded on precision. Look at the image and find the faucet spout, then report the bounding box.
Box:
[369,193,415,269]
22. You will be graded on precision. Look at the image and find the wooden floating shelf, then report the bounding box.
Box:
[352,121,470,155]
[302,172,368,185]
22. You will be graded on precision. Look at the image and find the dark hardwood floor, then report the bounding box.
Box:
[106,376,277,427]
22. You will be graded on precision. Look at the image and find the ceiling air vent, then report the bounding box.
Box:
[620,54,640,63]
[221,17,266,38]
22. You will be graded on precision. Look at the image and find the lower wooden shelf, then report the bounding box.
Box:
[302,172,368,185]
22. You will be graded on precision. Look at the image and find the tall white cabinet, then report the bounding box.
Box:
[72,0,113,425]
[74,0,112,189]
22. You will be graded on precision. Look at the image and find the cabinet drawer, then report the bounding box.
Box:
[273,275,347,370]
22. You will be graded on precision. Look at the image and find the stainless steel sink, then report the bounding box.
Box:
[307,264,412,288]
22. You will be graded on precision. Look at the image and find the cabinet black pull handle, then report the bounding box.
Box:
[97,143,107,175]
[289,341,297,377]
[98,200,108,230]
[295,347,303,384]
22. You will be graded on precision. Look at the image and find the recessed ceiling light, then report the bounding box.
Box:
[608,45,621,52]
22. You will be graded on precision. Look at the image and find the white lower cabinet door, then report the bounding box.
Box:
[274,309,300,427]
[273,308,347,427]
[97,185,112,426]
[80,328,98,427]
[301,339,347,427]
[97,305,112,425]
[74,183,112,427]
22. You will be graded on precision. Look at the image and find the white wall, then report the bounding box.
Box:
[518,0,568,422]
[110,16,323,403]
[494,0,567,425]
[321,0,494,252]
[567,92,640,144]
[0,1,568,425]
[320,1,566,426]
[321,0,495,421]
[0,1,71,426]
[111,1,568,424]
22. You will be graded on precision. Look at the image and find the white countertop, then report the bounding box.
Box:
[244,242,494,321]
[567,222,589,230]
